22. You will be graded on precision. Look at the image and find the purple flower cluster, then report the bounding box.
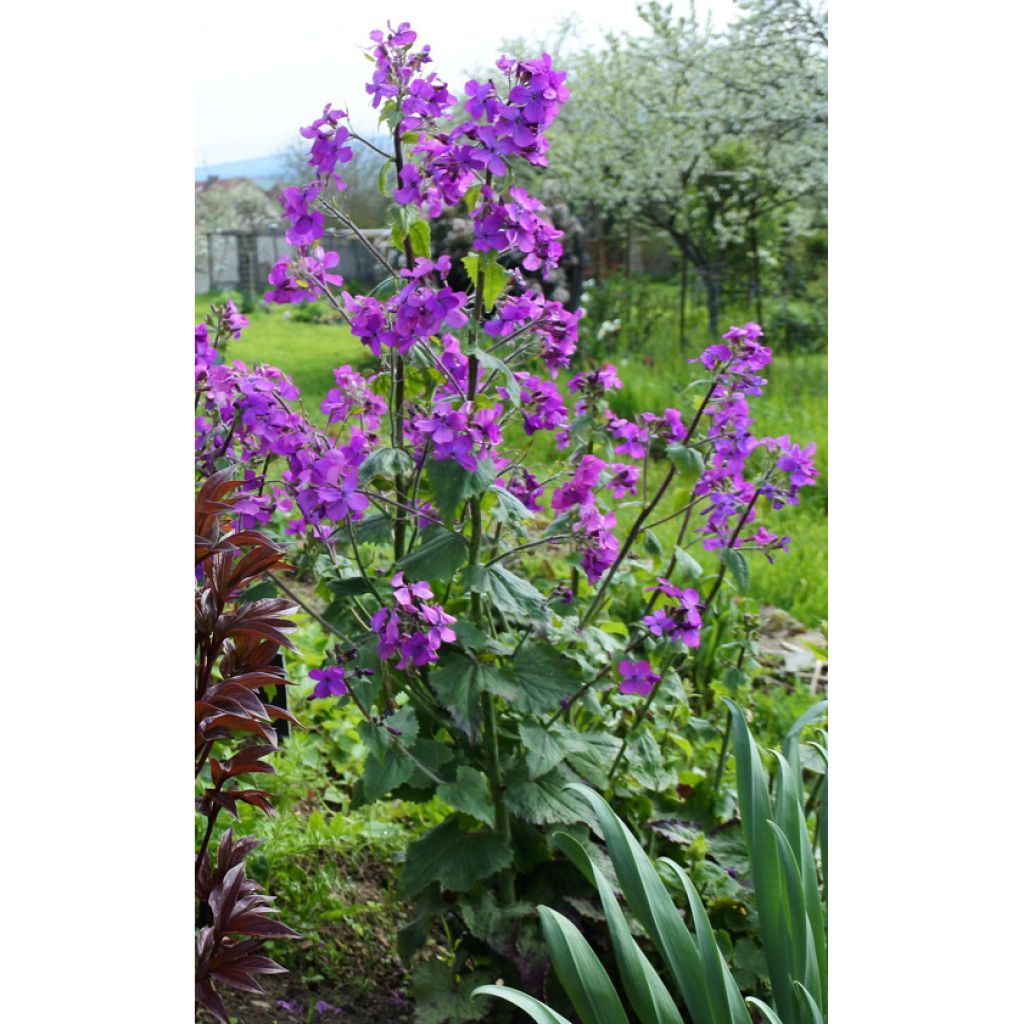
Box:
[195,319,380,538]
[371,573,457,671]
[607,408,688,460]
[343,266,469,358]
[504,373,568,436]
[410,399,503,471]
[550,455,620,584]
[471,186,564,276]
[484,289,580,374]
[265,247,343,305]
[300,103,353,184]
[642,580,703,648]
[321,365,387,432]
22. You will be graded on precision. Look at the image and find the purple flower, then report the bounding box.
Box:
[642,581,703,647]
[618,660,660,697]
[278,183,325,247]
[309,665,349,699]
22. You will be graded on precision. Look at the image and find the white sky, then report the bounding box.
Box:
[194,0,739,167]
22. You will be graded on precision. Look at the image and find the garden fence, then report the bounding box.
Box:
[195,228,393,295]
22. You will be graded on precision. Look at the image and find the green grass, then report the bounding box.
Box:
[197,291,368,423]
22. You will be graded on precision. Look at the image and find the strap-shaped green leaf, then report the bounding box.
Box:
[568,784,716,1024]
[771,752,826,1007]
[472,985,574,1024]
[539,906,630,1024]
[725,700,799,1024]
[658,858,749,1024]
[744,998,785,1024]
[554,832,684,1024]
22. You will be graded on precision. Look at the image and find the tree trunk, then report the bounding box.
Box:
[700,269,720,340]
[751,226,763,325]
[678,251,688,355]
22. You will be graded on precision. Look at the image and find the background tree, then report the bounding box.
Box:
[550,0,827,347]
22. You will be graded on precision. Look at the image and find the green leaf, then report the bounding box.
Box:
[376,159,391,196]
[358,446,413,485]
[361,742,414,800]
[504,765,595,826]
[490,484,533,524]
[628,732,676,790]
[553,833,685,1024]
[643,530,663,556]
[519,721,587,779]
[721,548,750,594]
[438,765,496,828]
[426,457,497,521]
[674,548,704,582]
[467,347,520,404]
[726,701,800,1024]
[239,580,277,602]
[357,706,419,801]
[399,815,513,896]
[464,184,482,213]
[508,640,582,711]
[326,575,374,597]
[411,960,490,1024]
[356,513,393,546]
[409,218,431,259]
[430,652,519,739]
[744,999,784,1024]
[462,253,480,280]
[539,906,630,1024]
[666,444,705,476]
[462,562,546,621]
[568,784,717,1024]
[481,259,509,311]
[472,986,574,1024]
[397,525,468,582]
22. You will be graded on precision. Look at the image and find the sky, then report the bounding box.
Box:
[194,0,739,168]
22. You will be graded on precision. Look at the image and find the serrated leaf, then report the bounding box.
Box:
[356,513,392,546]
[412,960,490,1024]
[481,259,509,311]
[508,640,582,711]
[409,218,431,259]
[463,562,545,621]
[358,446,413,485]
[430,652,520,739]
[426,457,497,521]
[518,721,587,779]
[628,731,676,790]
[464,184,482,212]
[467,348,520,404]
[504,766,595,826]
[397,525,468,582]
[399,815,513,896]
[438,766,496,828]
[490,485,533,524]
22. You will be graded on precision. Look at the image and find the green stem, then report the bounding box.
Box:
[580,465,678,627]
[483,691,515,905]
[606,671,668,787]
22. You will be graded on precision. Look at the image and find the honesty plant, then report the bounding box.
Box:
[194,19,818,1003]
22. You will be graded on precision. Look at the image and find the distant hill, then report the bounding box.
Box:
[194,154,293,189]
